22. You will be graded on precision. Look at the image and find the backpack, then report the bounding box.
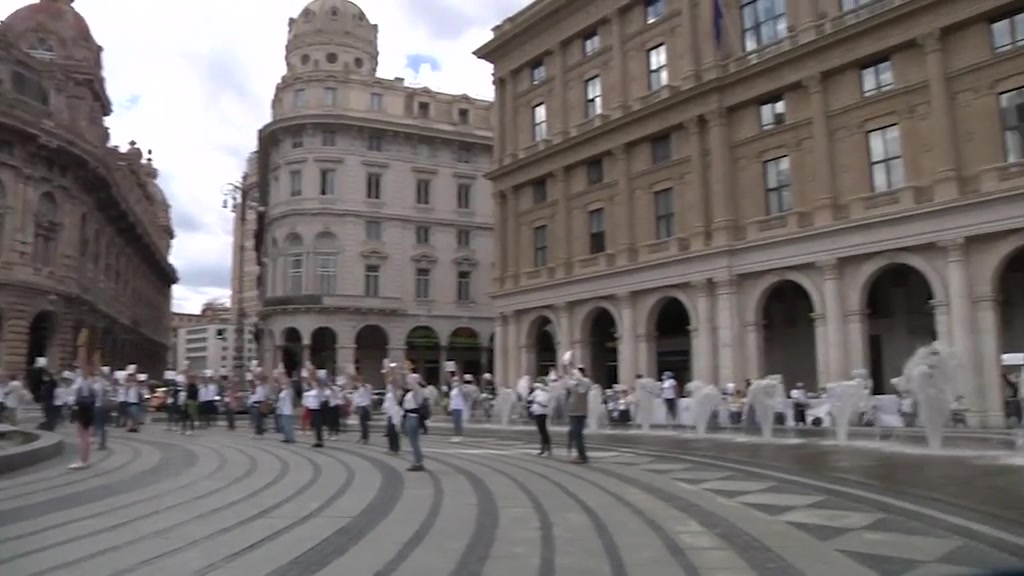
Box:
[419,397,431,421]
[76,381,96,407]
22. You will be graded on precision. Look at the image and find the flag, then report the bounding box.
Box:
[713,0,725,52]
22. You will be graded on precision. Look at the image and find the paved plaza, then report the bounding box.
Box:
[0,425,1022,576]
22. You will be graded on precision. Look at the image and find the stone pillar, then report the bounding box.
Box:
[974,295,1006,428]
[555,169,572,275]
[616,293,636,385]
[819,259,846,381]
[519,344,530,380]
[274,345,284,368]
[844,309,867,374]
[611,6,628,113]
[715,277,740,384]
[614,146,636,263]
[388,346,406,365]
[919,30,959,199]
[685,118,709,249]
[553,43,568,139]
[492,73,505,161]
[494,191,507,287]
[505,312,519,385]
[494,313,507,384]
[931,299,951,345]
[507,193,520,285]
[942,238,978,415]
[694,280,715,383]
[501,75,517,161]
[812,313,828,388]
[707,109,735,244]
[804,74,836,224]
[302,343,311,364]
[556,304,572,354]
[697,0,723,77]
[744,321,761,379]
[335,344,355,373]
[636,333,651,377]
[678,0,699,87]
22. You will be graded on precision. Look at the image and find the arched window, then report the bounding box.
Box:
[285,233,304,295]
[313,231,338,294]
[32,192,59,267]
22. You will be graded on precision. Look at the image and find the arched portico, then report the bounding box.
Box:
[744,271,824,386]
[309,327,337,375]
[355,324,388,386]
[26,309,57,369]
[280,327,302,376]
[642,291,693,381]
[996,243,1024,424]
[578,303,619,386]
[523,311,557,378]
[863,263,937,393]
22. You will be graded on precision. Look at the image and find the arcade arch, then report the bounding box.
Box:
[524,313,557,378]
[581,305,618,386]
[864,263,936,393]
[355,324,388,386]
[281,327,302,376]
[406,325,441,385]
[760,280,817,388]
[997,245,1024,422]
[447,327,483,378]
[309,327,337,374]
[646,296,692,381]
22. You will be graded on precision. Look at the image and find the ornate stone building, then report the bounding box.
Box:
[0,0,176,376]
[254,0,495,385]
[477,0,1024,426]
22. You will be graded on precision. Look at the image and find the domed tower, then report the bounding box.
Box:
[285,0,378,77]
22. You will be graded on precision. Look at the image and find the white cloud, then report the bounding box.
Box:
[0,0,529,312]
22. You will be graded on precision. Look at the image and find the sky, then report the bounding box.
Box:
[0,0,530,312]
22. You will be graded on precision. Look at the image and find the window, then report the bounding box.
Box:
[456,145,472,163]
[289,170,302,197]
[415,225,431,245]
[530,61,546,84]
[364,264,381,297]
[588,208,606,254]
[416,179,431,205]
[287,254,303,295]
[292,88,306,108]
[999,87,1024,162]
[321,130,336,146]
[841,0,873,9]
[651,134,672,164]
[291,136,304,149]
[456,270,472,303]
[457,183,472,209]
[415,268,431,300]
[417,101,430,118]
[583,31,600,56]
[741,0,788,53]
[324,87,336,107]
[647,44,668,90]
[992,11,1024,53]
[763,156,791,215]
[533,225,548,267]
[366,173,382,199]
[584,75,603,118]
[645,0,665,23]
[319,168,335,196]
[458,108,470,124]
[457,228,471,247]
[586,159,604,185]
[867,124,905,192]
[532,180,548,204]
[316,253,336,294]
[860,60,894,96]
[365,220,382,241]
[759,97,785,129]
[532,103,548,141]
[653,189,674,240]
[370,92,383,111]
[367,133,384,151]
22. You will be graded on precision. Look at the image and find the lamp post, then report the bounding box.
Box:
[221,182,261,385]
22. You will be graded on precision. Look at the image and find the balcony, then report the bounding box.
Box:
[848,185,931,219]
[979,160,1024,194]
[745,209,812,240]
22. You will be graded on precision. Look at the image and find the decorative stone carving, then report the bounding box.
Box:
[801,73,822,92]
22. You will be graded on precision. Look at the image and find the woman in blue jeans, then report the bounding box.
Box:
[401,380,426,471]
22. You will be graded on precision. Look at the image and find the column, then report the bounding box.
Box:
[974,295,1006,428]
[614,146,636,262]
[819,259,846,381]
[636,332,651,377]
[494,313,507,383]
[678,0,699,87]
[507,191,520,285]
[930,299,951,345]
[505,311,520,385]
[707,109,735,244]
[693,280,715,383]
[553,43,568,138]
[494,191,507,287]
[844,309,867,374]
[616,293,636,384]
[744,321,761,379]
[556,304,572,355]
[714,277,740,384]
[697,0,722,76]
[493,73,505,160]
[942,238,978,417]
[388,345,406,363]
[611,7,628,113]
[555,169,572,275]
[919,31,959,197]
[302,343,311,364]
[686,118,709,248]
[335,344,355,374]
[501,75,517,160]
[804,74,836,224]
[812,313,828,387]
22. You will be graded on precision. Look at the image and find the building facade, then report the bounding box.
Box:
[254,0,496,385]
[0,0,176,376]
[171,304,255,373]
[476,0,1024,426]
[228,152,262,368]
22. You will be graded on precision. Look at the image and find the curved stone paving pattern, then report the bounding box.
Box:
[0,430,1021,576]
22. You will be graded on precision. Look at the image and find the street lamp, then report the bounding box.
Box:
[221,182,263,385]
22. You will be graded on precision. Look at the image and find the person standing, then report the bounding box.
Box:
[69,336,98,470]
[566,367,591,464]
[383,384,401,455]
[276,378,296,443]
[303,382,325,448]
[92,370,112,450]
[353,378,372,444]
[448,374,466,443]
[125,377,144,432]
[326,383,342,440]
[182,375,198,435]
[660,372,678,426]
[248,375,270,437]
[223,381,237,431]
[401,377,425,471]
[529,381,551,455]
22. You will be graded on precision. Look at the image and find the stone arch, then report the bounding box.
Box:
[853,251,947,311]
[354,324,389,386]
[280,327,303,376]
[523,309,558,378]
[641,288,696,335]
[521,308,559,347]
[986,230,1024,294]
[574,298,622,340]
[576,299,621,385]
[747,269,823,321]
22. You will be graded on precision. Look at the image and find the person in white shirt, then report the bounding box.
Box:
[249,375,270,437]
[302,382,326,448]
[2,376,26,426]
[125,378,144,432]
[400,378,426,471]
[789,383,809,425]
[276,377,296,443]
[353,378,373,444]
[660,372,679,425]
[115,381,129,427]
[448,374,466,442]
[528,382,552,455]
[326,384,342,439]
[382,386,401,454]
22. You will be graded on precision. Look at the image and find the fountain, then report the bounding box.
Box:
[745,378,784,439]
[826,380,867,444]
[900,342,961,450]
[587,380,604,431]
[689,381,721,436]
[495,381,517,426]
[633,377,658,431]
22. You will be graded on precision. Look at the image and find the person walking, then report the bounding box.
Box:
[401,377,425,471]
[528,381,551,455]
[353,378,373,444]
[69,334,99,470]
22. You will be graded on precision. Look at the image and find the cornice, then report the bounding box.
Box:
[261,113,493,147]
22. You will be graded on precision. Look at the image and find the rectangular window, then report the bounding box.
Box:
[759,97,786,129]
[651,134,671,164]
[292,88,306,109]
[991,11,1024,53]
[416,179,431,205]
[532,103,548,141]
[533,225,548,268]
[999,87,1024,162]
[324,87,337,107]
[287,254,303,295]
[315,253,336,294]
[867,124,905,193]
[647,44,668,91]
[532,180,548,204]
[583,31,600,56]
[321,130,336,146]
[584,75,603,118]
[860,60,894,96]
[741,0,788,53]
[364,264,381,297]
[367,133,384,151]
[366,173,382,199]
[289,170,302,197]
[530,61,546,84]
[415,225,431,245]
[645,0,665,23]
[457,228,471,247]
[586,159,604,185]
[365,220,382,241]
[415,268,431,300]
[456,270,472,303]
[370,92,383,111]
[458,108,470,124]
[763,156,792,215]
[456,145,472,163]
[457,183,472,209]
[588,208,606,254]
[653,189,674,240]
[417,101,430,118]
[319,168,335,196]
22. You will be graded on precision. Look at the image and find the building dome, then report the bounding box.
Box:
[0,0,101,68]
[286,0,378,76]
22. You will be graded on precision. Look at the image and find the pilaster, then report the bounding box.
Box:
[611,6,629,114]
[692,279,715,383]
[940,238,977,416]
[556,303,572,355]
[685,118,709,249]
[919,30,960,200]
[707,109,735,244]
[552,42,568,139]
[973,294,1006,428]
[679,0,700,87]
[844,308,867,373]
[616,292,636,384]
[614,146,636,263]
[804,74,836,224]
[744,320,761,379]
[811,312,828,388]
[818,258,846,381]
[714,276,740,384]
[555,168,573,275]
[493,191,507,287]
